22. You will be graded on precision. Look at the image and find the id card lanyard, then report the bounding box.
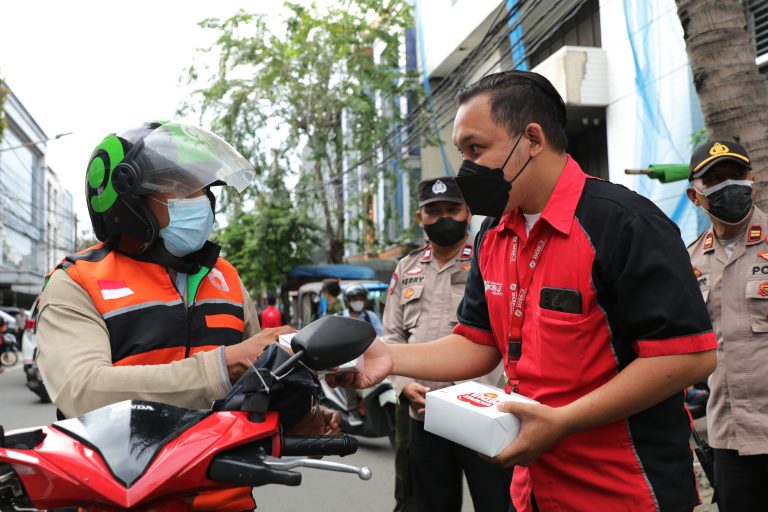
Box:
[506,227,551,393]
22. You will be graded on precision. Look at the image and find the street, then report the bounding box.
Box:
[0,363,56,429]
[0,362,474,511]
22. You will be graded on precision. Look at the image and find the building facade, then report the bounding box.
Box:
[415,0,768,244]
[0,83,75,307]
[45,166,75,273]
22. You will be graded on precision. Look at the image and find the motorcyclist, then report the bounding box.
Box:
[339,284,383,335]
[338,284,383,426]
[36,121,339,511]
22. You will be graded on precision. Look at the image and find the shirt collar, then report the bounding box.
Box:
[422,236,473,267]
[703,208,766,252]
[497,155,586,237]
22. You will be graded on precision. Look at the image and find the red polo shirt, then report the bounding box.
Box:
[260,306,283,328]
[454,156,716,512]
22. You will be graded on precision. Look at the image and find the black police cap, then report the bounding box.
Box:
[418,177,465,207]
[689,140,751,181]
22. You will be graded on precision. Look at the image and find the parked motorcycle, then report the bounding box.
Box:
[20,306,50,402]
[0,333,19,368]
[0,315,375,512]
[320,379,397,448]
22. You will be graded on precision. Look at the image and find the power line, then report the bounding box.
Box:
[293,0,557,196]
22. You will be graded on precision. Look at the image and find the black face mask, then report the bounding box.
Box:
[454,133,532,218]
[700,179,753,224]
[423,217,467,247]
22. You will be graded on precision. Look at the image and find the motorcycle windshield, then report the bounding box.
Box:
[52,401,210,487]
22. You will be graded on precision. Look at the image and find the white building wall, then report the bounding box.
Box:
[419,0,505,78]
[600,0,706,242]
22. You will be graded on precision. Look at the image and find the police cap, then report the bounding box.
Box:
[418,177,465,207]
[689,140,751,180]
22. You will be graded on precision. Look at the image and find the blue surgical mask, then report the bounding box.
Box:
[159,196,214,257]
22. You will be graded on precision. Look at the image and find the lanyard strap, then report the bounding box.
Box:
[505,229,551,393]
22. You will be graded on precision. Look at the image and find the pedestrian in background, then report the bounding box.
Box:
[686,140,768,511]
[383,177,510,512]
[319,278,343,317]
[339,284,383,427]
[260,295,283,328]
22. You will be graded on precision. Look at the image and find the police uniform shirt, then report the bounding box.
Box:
[688,206,768,455]
[382,234,504,421]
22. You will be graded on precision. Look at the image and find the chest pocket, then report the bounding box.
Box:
[402,284,424,330]
[745,279,768,333]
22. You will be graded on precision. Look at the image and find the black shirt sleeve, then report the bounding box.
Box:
[592,204,715,359]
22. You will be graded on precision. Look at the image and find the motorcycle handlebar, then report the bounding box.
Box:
[280,434,358,457]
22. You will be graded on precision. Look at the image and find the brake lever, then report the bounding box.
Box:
[264,457,372,480]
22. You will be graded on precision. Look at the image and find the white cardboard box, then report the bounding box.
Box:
[278,333,362,375]
[424,381,539,457]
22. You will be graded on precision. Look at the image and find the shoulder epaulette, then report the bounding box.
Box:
[687,229,709,250]
[407,243,429,257]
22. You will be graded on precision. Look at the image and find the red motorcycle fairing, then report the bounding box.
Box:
[0,401,280,511]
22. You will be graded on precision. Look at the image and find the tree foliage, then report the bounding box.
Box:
[676,0,768,206]
[184,0,420,262]
[215,159,322,297]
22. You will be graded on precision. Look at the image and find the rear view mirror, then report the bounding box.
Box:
[292,315,376,371]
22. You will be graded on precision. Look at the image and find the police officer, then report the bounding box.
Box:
[686,140,768,511]
[383,177,510,512]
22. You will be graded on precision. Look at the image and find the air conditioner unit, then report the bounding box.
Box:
[532,45,609,107]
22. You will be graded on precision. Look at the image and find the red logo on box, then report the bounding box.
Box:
[457,392,499,407]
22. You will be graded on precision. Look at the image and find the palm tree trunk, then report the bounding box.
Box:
[676,0,768,206]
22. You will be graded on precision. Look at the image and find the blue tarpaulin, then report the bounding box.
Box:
[288,264,376,280]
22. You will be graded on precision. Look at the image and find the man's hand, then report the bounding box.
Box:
[225,326,296,382]
[288,405,342,436]
[402,383,430,414]
[491,401,571,468]
[325,337,393,389]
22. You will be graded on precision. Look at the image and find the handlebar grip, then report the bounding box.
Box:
[281,434,358,457]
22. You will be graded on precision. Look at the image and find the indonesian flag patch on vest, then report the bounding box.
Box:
[98,279,134,300]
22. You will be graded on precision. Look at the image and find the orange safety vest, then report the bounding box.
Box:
[57,242,255,511]
[58,242,245,366]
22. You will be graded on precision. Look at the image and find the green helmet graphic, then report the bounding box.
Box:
[86,121,255,254]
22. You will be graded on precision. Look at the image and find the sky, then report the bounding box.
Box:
[0,1,290,234]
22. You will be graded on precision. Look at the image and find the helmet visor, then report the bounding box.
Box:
[131,122,255,196]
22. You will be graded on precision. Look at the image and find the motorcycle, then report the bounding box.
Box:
[319,379,397,448]
[0,315,375,512]
[0,333,19,368]
[20,309,51,402]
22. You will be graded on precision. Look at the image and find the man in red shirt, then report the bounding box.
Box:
[260,296,283,328]
[331,71,717,511]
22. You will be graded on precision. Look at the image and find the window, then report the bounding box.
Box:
[748,0,768,64]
